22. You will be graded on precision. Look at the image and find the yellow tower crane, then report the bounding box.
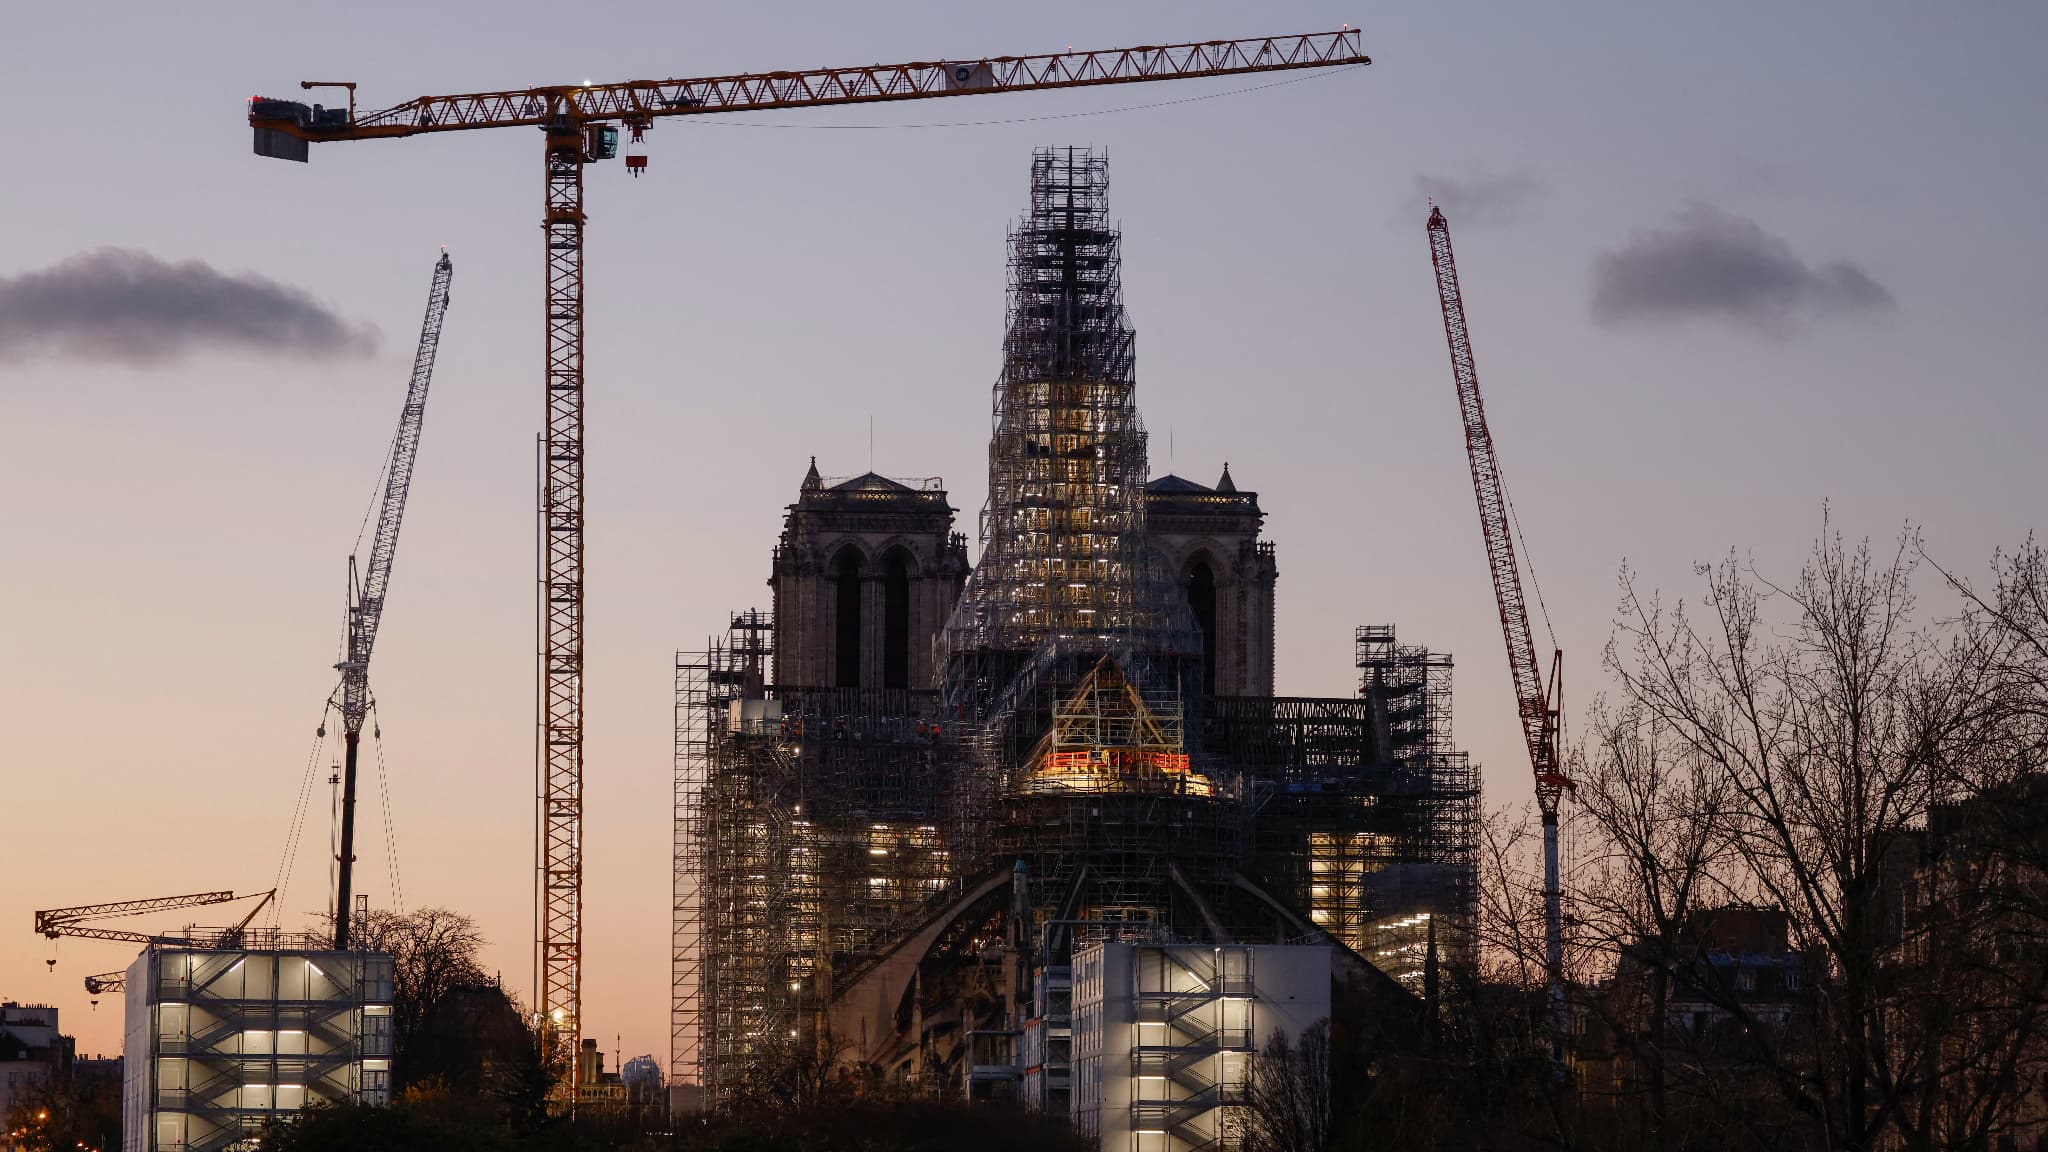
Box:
[246,29,1370,1090]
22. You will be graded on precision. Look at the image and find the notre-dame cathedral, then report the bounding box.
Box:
[677,147,1476,1110]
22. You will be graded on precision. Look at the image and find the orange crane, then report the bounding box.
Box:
[246,29,1370,1081]
[1425,206,1572,1055]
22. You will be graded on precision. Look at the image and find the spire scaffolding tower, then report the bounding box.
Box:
[940,147,1198,703]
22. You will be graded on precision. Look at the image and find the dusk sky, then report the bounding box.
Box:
[4,2,2043,1068]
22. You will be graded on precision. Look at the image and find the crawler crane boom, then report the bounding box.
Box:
[330,251,454,952]
[1426,206,1571,1055]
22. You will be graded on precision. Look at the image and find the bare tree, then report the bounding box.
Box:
[1233,1018,1333,1152]
[1569,683,1742,1149]
[1603,522,2047,1151]
[339,906,489,1083]
[1453,804,1578,1149]
[1910,537,2048,1151]
[724,1027,858,1114]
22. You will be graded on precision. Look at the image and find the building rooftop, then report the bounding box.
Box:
[1145,466,1262,522]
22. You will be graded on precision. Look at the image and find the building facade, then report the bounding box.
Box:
[0,1002,71,1128]
[1071,941,1330,1151]
[769,465,970,692]
[1143,470,1277,699]
[122,942,394,1152]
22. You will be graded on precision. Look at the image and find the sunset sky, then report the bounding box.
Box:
[3,1,2044,1069]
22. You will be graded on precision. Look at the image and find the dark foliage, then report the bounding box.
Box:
[2,1063,121,1152]
[261,1094,1093,1152]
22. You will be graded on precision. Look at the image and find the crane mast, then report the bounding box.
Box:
[1426,206,1570,1052]
[333,251,454,951]
[248,29,1370,1089]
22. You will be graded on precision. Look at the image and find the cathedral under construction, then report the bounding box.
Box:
[671,148,1478,1116]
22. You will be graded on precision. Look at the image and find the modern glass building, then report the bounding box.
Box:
[122,937,395,1151]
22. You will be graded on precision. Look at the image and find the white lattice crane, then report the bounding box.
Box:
[329,251,454,951]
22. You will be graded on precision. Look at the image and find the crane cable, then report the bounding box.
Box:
[350,406,406,561]
[370,701,406,916]
[269,703,334,929]
[1496,450,1560,655]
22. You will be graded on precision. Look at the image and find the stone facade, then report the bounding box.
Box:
[770,460,971,690]
[1143,466,1278,698]
[768,460,1275,698]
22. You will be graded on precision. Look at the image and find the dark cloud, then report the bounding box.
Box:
[1591,205,1892,336]
[0,248,377,366]
[1412,172,1542,227]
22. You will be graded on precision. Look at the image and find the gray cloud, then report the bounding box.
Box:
[0,248,377,366]
[1412,172,1542,227]
[1591,205,1892,336]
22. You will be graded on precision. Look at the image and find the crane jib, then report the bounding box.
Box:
[246,31,1368,150]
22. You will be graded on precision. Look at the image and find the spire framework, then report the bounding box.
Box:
[942,147,1194,687]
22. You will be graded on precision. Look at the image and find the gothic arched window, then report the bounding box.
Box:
[833,547,864,688]
[883,548,913,690]
[1188,559,1218,695]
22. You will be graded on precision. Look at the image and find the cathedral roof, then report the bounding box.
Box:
[788,465,953,522]
[1145,469,1262,525]
[830,472,918,494]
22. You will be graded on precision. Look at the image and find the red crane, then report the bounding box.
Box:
[245,30,1371,1089]
[1426,206,1570,1049]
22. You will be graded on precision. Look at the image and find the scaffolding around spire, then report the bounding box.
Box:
[940,147,1198,703]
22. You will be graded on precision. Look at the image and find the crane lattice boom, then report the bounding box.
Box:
[332,251,455,952]
[34,890,273,946]
[248,28,1370,1095]
[1426,206,1565,810]
[250,33,1366,148]
[344,250,454,726]
[1427,204,1570,1063]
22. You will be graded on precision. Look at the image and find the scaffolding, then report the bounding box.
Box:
[671,655,706,1087]
[1353,625,1478,984]
[1018,657,1211,796]
[683,612,969,1099]
[676,612,770,1098]
[995,657,1243,936]
[1186,625,1478,990]
[939,146,1198,708]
